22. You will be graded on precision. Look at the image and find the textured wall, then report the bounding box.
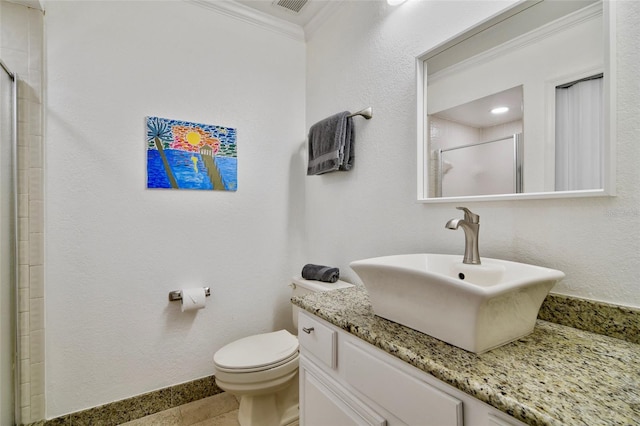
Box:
[45,1,305,418]
[305,1,640,307]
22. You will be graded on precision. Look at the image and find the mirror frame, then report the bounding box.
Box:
[416,0,616,203]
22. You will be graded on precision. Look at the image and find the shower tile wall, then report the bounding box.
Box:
[0,1,45,423]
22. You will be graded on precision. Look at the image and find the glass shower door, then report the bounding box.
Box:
[0,60,17,426]
[438,133,523,198]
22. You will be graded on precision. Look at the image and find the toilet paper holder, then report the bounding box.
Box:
[168,287,211,302]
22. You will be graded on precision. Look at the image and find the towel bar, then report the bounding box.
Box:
[168,287,211,301]
[348,107,373,119]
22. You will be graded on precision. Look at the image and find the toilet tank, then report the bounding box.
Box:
[291,276,354,330]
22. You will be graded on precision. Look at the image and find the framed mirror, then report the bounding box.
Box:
[416,0,616,202]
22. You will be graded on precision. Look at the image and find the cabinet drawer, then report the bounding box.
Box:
[298,312,337,369]
[344,342,463,426]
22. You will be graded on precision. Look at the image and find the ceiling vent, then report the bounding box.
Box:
[273,0,308,14]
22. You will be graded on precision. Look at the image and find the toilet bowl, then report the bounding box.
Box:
[213,276,354,426]
[214,330,300,426]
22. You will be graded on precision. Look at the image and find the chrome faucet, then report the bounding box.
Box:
[445,207,481,265]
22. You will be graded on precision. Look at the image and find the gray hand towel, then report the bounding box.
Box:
[307,111,355,175]
[301,264,340,283]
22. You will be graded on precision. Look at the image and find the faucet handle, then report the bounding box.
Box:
[456,207,479,224]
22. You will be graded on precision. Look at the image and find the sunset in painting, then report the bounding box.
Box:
[146,116,237,191]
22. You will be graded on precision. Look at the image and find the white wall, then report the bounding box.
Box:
[45,1,305,418]
[305,0,640,308]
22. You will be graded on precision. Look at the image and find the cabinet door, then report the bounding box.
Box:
[344,342,463,426]
[301,361,386,426]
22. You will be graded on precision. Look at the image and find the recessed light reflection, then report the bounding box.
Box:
[491,107,509,114]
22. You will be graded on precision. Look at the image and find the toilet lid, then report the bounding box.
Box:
[214,330,299,370]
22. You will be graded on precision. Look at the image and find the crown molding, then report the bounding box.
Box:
[304,1,344,41]
[188,0,305,42]
[7,0,43,11]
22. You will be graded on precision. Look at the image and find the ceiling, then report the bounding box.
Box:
[234,0,335,28]
[432,86,524,129]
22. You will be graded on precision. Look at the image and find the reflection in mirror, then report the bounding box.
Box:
[430,86,524,197]
[417,0,615,201]
[555,73,603,191]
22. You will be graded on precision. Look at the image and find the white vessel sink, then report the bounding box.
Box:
[350,254,565,353]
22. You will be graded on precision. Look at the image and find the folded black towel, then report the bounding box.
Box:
[307,111,355,175]
[301,264,340,283]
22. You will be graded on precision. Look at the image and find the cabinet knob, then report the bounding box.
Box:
[302,327,315,334]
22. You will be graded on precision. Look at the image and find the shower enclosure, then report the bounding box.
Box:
[437,133,524,198]
[0,59,18,426]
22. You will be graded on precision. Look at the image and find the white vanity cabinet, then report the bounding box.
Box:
[298,311,526,426]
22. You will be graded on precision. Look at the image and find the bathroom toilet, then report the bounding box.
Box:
[213,276,353,426]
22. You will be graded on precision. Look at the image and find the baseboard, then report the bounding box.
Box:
[28,375,222,426]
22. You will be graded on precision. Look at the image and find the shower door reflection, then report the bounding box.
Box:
[438,134,523,198]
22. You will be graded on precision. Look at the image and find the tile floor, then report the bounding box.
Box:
[120,392,240,426]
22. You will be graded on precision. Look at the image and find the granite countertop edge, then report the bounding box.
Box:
[313,311,557,425]
[292,286,640,426]
[295,302,554,426]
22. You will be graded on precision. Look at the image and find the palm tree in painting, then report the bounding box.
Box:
[147,117,178,188]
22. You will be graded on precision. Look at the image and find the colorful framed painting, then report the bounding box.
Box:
[146,116,237,191]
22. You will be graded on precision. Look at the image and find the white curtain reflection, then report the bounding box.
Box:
[555,76,604,191]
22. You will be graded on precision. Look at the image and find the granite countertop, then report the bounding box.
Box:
[292,286,640,426]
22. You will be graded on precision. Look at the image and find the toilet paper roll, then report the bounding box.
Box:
[180,287,207,312]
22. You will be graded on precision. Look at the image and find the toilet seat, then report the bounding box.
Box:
[215,351,299,374]
[214,330,299,373]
